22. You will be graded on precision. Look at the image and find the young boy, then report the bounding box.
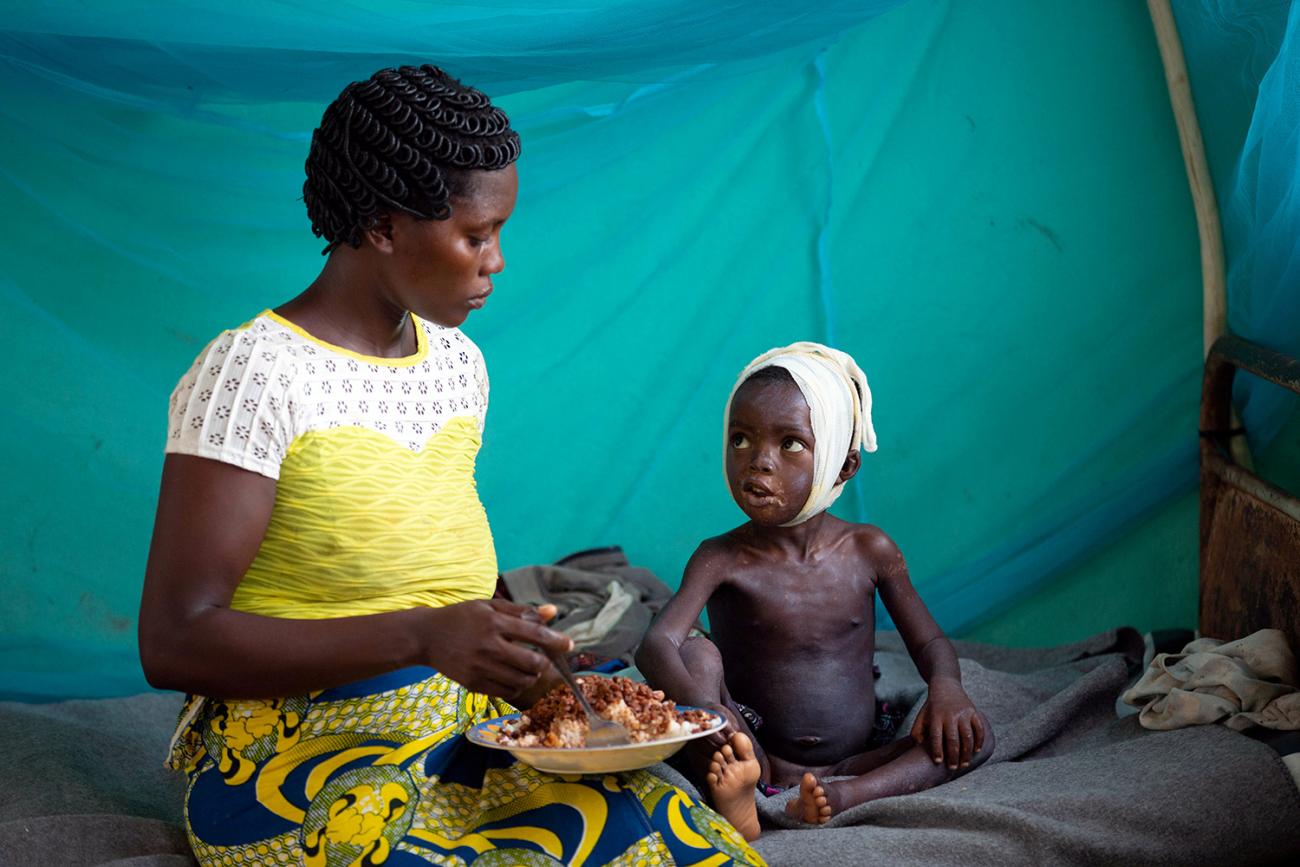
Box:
[636,342,993,840]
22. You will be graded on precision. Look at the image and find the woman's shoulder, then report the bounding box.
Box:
[167,313,306,479]
[174,312,309,385]
[168,315,306,421]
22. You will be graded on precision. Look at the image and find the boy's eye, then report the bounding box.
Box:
[782,438,805,452]
[730,433,750,449]
[468,235,488,247]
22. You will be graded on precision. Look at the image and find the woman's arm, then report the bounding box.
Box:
[139,454,570,700]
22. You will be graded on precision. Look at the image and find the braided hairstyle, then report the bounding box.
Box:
[303,65,521,253]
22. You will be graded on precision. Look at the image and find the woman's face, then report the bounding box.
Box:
[382,163,519,327]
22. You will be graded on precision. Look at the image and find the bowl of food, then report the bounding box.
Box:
[466,675,725,774]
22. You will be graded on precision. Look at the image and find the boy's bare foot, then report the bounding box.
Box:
[785,772,833,825]
[706,732,762,841]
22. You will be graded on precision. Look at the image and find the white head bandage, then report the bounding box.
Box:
[723,341,876,526]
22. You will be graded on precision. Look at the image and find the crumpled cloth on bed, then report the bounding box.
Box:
[1121,628,1300,731]
[500,546,699,664]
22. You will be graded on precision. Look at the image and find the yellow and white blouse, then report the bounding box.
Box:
[166,310,497,619]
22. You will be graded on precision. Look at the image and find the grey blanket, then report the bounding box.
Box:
[0,691,190,866]
[2,630,1297,866]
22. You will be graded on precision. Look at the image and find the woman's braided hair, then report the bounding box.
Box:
[303,64,521,253]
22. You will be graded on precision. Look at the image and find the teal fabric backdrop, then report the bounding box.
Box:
[1,1,1293,701]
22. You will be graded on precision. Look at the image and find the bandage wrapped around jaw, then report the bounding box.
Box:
[724,341,877,526]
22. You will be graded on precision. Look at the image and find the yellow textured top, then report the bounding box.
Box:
[167,311,497,617]
[233,417,496,616]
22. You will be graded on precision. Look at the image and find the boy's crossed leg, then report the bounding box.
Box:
[677,635,996,830]
[778,712,996,824]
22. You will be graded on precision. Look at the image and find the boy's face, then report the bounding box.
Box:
[726,377,815,525]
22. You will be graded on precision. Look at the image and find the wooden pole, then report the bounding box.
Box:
[1147,0,1253,468]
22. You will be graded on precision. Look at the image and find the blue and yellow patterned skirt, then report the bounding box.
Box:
[168,667,764,866]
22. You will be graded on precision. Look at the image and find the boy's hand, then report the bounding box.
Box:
[910,677,985,770]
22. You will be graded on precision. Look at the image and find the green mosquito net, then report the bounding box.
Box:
[1,0,1295,699]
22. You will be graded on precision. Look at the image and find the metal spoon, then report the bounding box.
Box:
[544,647,631,747]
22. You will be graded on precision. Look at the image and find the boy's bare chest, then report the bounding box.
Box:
[709,563,877,645]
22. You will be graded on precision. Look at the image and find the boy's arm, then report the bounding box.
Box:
[635,542,728,710]
[869,528,986,770]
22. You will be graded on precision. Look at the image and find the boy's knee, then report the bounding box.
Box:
[972,711,995,766]
[680,636,724,677]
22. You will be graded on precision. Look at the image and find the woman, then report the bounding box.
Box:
[140,65,762,866]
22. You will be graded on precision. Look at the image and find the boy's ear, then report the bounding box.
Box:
[363,213,396,254]
[837,450,861,485]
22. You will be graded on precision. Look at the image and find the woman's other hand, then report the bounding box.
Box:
[422,598,572,700]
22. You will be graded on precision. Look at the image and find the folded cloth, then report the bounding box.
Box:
[1121,628,1300,731]
[500,546,698,664]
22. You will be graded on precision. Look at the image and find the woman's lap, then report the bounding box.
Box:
[174,667,762,865]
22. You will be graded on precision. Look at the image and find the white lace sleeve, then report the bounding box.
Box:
[165,328,298,480]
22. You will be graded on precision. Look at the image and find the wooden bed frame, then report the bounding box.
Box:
[1199,335,1300,649]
